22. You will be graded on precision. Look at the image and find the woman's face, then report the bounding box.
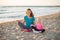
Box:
[26,10,31,16]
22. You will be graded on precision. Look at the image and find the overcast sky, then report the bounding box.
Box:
[0,0,60,6]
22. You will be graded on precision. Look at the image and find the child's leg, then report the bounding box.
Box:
[34,29,45,33]
[31,26,45,32]
[41,29,45,33]
[31,26,40,33]
[31,26,40,31]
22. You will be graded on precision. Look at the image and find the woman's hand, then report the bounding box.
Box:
[16,20,20,22]
[16,19,25,24]
[21,20,25,24]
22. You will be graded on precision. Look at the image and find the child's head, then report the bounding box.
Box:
[35,18,39,24]
[26,8,34,17]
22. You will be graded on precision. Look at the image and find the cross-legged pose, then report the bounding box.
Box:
[17,8,35,32]
[17,8,45,33]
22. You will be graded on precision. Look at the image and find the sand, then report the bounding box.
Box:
[0,13,60,40]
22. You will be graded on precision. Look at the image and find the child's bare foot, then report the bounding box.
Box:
[45,27,49,30]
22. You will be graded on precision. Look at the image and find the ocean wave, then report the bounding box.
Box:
[0,6,60,22]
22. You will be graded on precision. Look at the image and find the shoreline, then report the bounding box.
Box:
[0,12,60,24]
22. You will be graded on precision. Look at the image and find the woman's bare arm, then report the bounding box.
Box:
[21,20,25,24]
[16,19,25,24]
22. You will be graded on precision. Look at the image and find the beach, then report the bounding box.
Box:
[0,12,60,40]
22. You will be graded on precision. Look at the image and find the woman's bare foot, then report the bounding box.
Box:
[21,29,31,32]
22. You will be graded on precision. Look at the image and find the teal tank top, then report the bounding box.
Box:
[24,16,35,29]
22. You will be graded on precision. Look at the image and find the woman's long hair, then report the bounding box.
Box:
[26,8,34,17]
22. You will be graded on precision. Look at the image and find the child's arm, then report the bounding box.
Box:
[34,19,38,25]
[34,21,36,25]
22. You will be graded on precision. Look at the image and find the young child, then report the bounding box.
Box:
[31,18,45,33]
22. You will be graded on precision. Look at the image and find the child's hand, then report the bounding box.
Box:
[16,20,20,22]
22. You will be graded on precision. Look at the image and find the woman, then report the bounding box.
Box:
[17,8,45,33]
[17,8,35,32]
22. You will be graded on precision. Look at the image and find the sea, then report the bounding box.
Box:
[0,6,60,23]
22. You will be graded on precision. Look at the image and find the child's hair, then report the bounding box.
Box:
[26,8,34,17]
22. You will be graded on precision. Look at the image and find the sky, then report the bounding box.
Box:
[0,0,60,6]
